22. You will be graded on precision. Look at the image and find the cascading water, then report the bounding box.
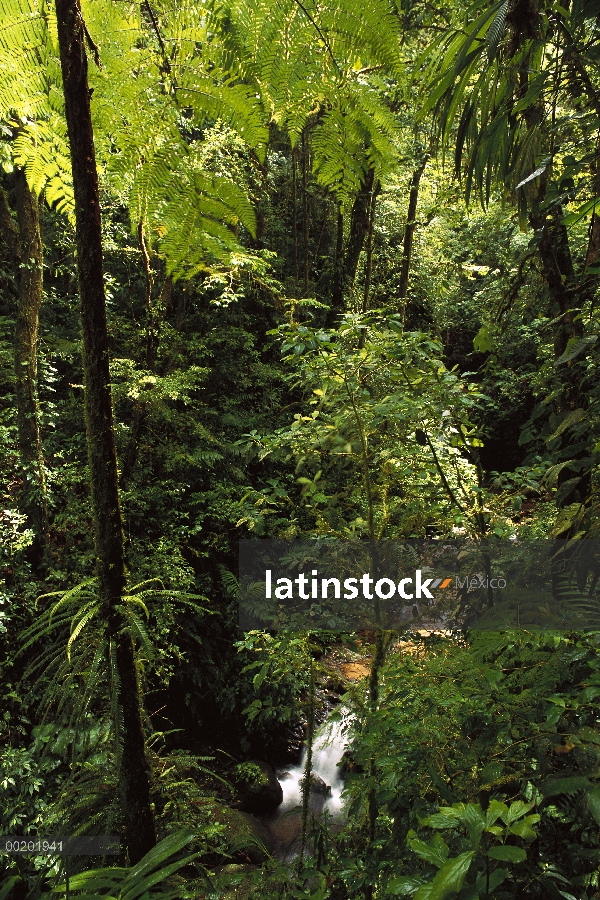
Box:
[267,710,351,860]
[279,714,348,815]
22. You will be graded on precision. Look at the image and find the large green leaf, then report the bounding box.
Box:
[500,800,535,825]
[487,845,526,863]
[0,878,22,900]
[387,875,424,896]
[50,830,197,899]
[476,868,508,894]
[509,814,540,839]
[414,852,475,900]
[407,831,450,868]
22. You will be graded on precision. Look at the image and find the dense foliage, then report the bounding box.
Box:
[1,0,600,897]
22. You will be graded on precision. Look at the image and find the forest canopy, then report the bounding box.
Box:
[1,0,600,898]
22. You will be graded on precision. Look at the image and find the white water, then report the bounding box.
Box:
[277,711,350,819]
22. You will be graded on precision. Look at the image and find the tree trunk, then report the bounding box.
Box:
[292,144,299,293]
[120,256,172,488]
[399,157,428,322]
[11,172,47,563]
[331,208,344,311]
[302,130,310,294]
[344,168,375,286]
[362,184,379,314]
[522,164,594,510]
[529,199,579,359]
[54,0,156,864]
[330,170,376,320]
[0,169,47,566]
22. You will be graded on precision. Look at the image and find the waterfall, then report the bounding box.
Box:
[277,711,350,819]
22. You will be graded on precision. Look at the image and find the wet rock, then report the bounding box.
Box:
[235,760,284,815]
[308,773,331,796]
[209,802,274,864]
[324,675,346,693]
[338,751,362,776]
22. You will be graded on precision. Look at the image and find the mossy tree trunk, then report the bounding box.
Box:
[344,168,375,289]
[54,0,156,864]
[331,169,377,318]
[2,174,48,564]
[14,171,46,521]
[398,156,428,323]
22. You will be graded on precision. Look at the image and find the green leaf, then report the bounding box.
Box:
[487,845,526,863]
[414,852,475,900]
[482,667,503,685]
[545,408,585,442]
[473,324,494,353]
[476,869,508,894]
[577,726,600,744]
[0,878,22,900]
[562,197,600,226]
[485,0,508,62]
[121,853,199,900]
[461,803,486,848]
[122,829,196,891]
[407,831,450,868]
[421,812,461,829]
[508,815,540,839]
[485,799,508,825]
[387,875,424,896]
[500,800,535,824]
[554,335,598,366]
[515,158,552,191]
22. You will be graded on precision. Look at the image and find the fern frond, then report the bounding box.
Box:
[45,578,98,621]
[117,605,154,660]
[67,604,100,661]
[130,578,166,592]
[122,596,150,619]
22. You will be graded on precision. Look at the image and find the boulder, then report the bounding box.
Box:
[209,802,274,864]
[309,773,331,796]
[235,760,283,815]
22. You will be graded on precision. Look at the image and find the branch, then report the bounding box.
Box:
[143,0,172,75]
[421,426,466,514]
[80,14,101,68]
[290,0,342,79]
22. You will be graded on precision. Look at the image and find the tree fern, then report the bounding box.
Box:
[79,0,267,277]
[210,0,404,206]
[0,0,269,274]
[2,0,406,273]
[0,0,73,211]
[18,578,212,768]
